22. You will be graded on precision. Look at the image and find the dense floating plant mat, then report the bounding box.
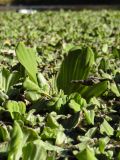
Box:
[0,10,120,159]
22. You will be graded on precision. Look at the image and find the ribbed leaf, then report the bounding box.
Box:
[8,121,39,160]
[22,139,63,160]
[16,42,38,84]
[0,124,10,141]
[81,81,108,99]
[22,140,47,160]
[8,121,23,160]
[0,68,19,93]
[5,100,26,119]
[57,47,94,94]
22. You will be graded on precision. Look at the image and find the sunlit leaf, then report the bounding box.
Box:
[16,42,38,84]
[5,100,26,119]
[22,140,47,160]
[76,147,97,160]
[99,137,110,153]
[8,121,23,160]
[83,109,95,125]
[100,119,114,136]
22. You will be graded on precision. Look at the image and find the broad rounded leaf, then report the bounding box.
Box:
[57,47,94,94]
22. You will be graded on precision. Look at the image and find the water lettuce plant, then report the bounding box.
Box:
[0,10,120,160]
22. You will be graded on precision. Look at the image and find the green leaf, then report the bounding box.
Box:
[69,99,81,113]
[68,93,87,113]
[46,94,66,112]
[70,93,87,107]
[22,140,47,160]
[37,73,50,91]
[100,119,114,136]
[118,152,120,160]
[57,47,94,94]
[90,97,100,107]
[82,81,108,99]
[41,127,58,140]
[23,77,50,102]
[0,141,9,159]
[5,100,26,119]
[99,137,110,153]
[110,82,120,97]
[0,90,8,103]
[85,127,97,138]
[0,124,10,141]
[83,109,95,125]
[55,131,66,146]
[8,121,39,160]
[8,121,23,160]
[102,44,108,53]
[0,68,20,104]
[46,114,59,129]
[16,42,38,84]
[23,77,41,92]
[24,91,41,102]
[39,140,63,152]
[76,147,97,160]
[0,68,20,94]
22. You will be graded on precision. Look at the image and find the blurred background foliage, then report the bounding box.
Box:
[0,0,13,5]
[0,0,120,5]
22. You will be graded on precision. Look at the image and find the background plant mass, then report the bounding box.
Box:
[0,10,120,160]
